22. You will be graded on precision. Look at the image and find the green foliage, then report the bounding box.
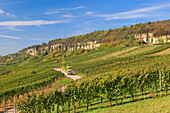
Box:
[125,40,133,46]
[31,70,36,74]
[120,27,126,32]
[147,21,151,25]
[158,36,164,44]
[64,47,123,63]
[0,66,64,99]
[17,62,169,112]
[43,51,48,56]
[76,49,85,55]
[151,37,153,43]
[107,29,112,34]
[42,43,47,47]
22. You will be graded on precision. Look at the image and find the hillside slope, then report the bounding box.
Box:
[0,20,169,113]
[1,19,169,60]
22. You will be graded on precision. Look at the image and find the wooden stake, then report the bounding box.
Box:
[116,92,118,106]
[68,98,70,113]
[4,98,6,113]
[159,70,162,97]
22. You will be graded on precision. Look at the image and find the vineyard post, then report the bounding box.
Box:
[73,99,76,113]
[46,87,47,94]
[100,97,103,103]
[61,106,64,113]
[22,94,24,100]
[13,98,14,113]
[148,86,150,93]
[116,91,118,106]
[4,98,6,113]
[154,81,157,97]
[121,97,123,104]
[143,86,145,100]
[86,98,89,111]
[109,98,112,107]
[57,105,59,113]
[13,97,14,113]
[52,105,54,111]
[155,80,158,93]
[79,101,81,108]
[68,97,70,113]
[159,70,162,97]
[151,85,154,98]
[141,88,143,95]
[131,92,134,102]
[165,85,168,96]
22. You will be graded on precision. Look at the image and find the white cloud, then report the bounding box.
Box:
[93,4,170,20]
[0,9,16,17]
[62,14,76,17]
[76,19,98,28]
[0,35,21,39]
[106,14,149,20]
[44,11,60,15]
[8,26,25,31]
[0,20,70,26]
[86,11,94,15]
[58,6,84,11]
[45,6,84,15]
[0,26,24,32]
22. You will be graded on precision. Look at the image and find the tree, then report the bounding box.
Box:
[42,43,47,47]
[158,36,164,44]
[151,37,153,43]
[147,21,151,25]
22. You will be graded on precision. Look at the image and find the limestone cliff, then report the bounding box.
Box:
[134,33,170,44]
[10,41,101,57]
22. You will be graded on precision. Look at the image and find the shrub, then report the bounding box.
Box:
[151,37,153,43]
[31,71,36,74]
[147,21,151,25]
[158,36,164,44]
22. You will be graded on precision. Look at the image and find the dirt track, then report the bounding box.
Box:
[53,68,82,81]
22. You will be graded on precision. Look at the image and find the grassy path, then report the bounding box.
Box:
[149,48,170,55]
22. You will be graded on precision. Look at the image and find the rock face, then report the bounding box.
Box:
[16,41,102,56]
[134,33,170,44]
[6,32,170,58]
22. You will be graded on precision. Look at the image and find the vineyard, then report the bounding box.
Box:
[0,29,169,112]
[0,61,66,112]
[16,55,169,113]
[9,44,168,113]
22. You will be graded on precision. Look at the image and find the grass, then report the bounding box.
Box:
[74,45,169,62]
[149,48,170,55]
[58,78,73,86]
[90,96,170,113]
[49,90,170,113]
[101,46,141,59]
[118,45,160,57]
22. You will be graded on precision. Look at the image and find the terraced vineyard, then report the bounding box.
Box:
[0,40,169,112]
[2,44,166,113]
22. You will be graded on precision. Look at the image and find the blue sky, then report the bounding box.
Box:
[0,0,170,56]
